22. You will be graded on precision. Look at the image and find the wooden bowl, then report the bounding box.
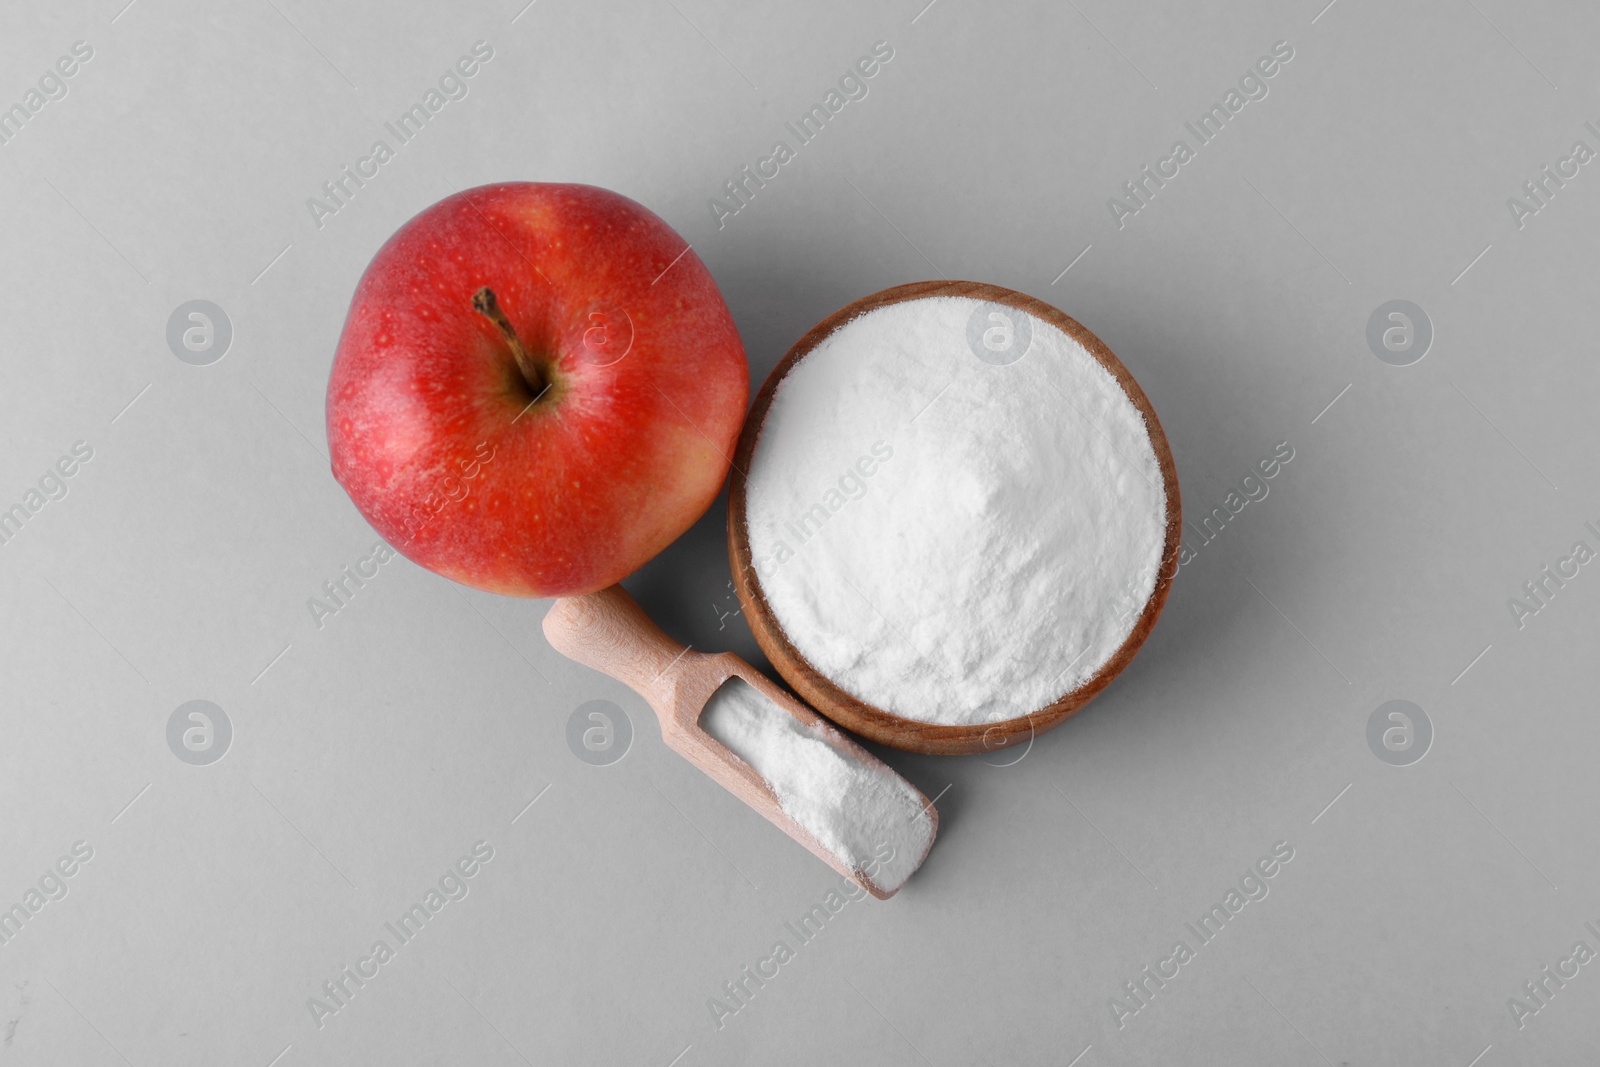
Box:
[727,281,1182,756]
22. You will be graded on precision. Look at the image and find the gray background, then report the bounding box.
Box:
[0,0,1595,1064]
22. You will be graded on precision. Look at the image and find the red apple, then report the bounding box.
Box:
[326,182,747,598]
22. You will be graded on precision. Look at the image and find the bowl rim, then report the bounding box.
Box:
[727,280,1183,756]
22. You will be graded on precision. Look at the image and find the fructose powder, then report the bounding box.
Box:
[744,295,1169,727]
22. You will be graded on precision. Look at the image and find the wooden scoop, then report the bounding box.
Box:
[542,584,938,899]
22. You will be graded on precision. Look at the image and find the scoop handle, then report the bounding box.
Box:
[541,585,686,717]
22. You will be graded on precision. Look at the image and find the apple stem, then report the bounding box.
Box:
[472,287,545,396]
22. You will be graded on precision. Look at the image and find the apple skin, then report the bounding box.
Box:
[326,182,747,598]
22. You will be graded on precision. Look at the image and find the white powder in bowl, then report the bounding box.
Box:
[744,295,1168,726]
[700,677,932,892]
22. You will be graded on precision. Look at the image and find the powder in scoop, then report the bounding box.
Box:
[700,677,932,893]
[745,295,1168,726]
